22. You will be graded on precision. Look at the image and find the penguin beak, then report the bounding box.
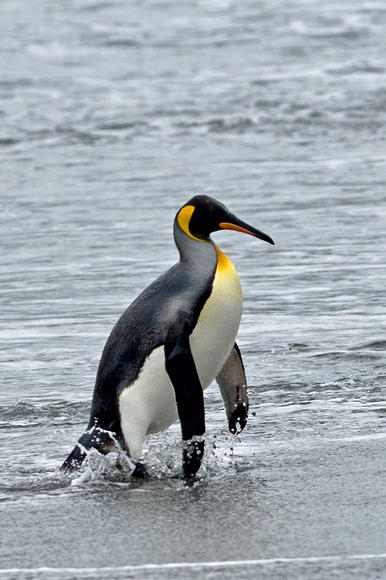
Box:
[219,217,275,245]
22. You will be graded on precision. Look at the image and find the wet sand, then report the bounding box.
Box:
[1,433,386,580]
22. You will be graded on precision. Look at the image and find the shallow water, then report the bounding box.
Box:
[1,0,386,578]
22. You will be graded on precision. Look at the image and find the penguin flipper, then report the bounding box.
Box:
[216,342,248,435]
[165,313,205,479]
[60,426,120,472]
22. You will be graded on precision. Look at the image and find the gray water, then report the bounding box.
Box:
[1,0,386,578]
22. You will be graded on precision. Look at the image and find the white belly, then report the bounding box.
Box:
[118,345,177,459]
[118,247,242,460]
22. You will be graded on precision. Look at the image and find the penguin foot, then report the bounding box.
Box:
[131,462,150,481]
[61,426,121,473]
[183,474,201,487]
[183,438,204,480]
[60,444,87,472]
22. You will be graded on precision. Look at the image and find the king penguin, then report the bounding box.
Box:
[61,195,274,479]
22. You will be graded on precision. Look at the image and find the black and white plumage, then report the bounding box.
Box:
[61,195,274,479]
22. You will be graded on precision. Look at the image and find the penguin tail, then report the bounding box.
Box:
[60,426,120,472]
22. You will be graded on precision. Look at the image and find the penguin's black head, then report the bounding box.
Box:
[176,195,274,245]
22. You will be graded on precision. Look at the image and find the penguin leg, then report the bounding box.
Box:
[165,314,205,479]
[60,425,120,472]
[216,342,249,435]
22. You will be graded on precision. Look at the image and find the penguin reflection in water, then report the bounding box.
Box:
[61,195,274,479]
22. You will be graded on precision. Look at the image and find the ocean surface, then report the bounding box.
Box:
[1,0,386,578]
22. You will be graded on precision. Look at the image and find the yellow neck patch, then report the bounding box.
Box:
[214,244,236,276]
[177,205,202,241]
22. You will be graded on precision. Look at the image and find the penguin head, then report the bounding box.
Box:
[176,195,274,245]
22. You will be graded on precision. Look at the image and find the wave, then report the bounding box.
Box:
[351,339,386,352]
[311,350,381,362]
[0,401,89,428]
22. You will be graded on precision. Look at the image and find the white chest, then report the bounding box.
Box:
[189,246,243,387]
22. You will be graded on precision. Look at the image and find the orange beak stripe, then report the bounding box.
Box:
[219,222,255,236]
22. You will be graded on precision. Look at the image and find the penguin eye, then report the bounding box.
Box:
[188,207,223,240]
[177,200,225,240]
